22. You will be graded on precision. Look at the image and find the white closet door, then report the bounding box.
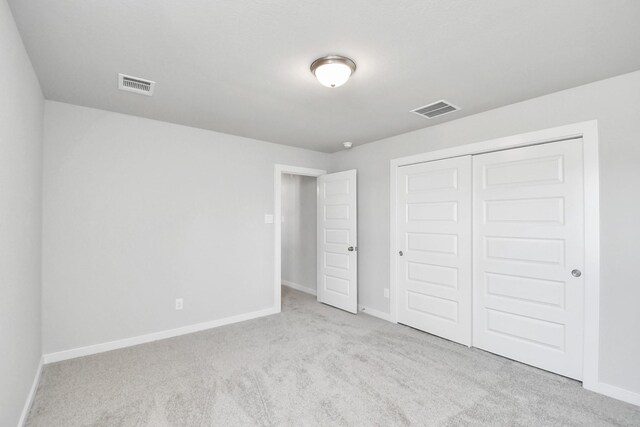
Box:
[473,139,585,379]
[317,170,358,313]
[396,156,472,346]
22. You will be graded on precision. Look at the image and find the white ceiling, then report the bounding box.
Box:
[9,0,640,152]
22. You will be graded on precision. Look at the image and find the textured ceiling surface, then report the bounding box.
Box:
[9,0,640,152]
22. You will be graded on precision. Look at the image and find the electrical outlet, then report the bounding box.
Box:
[264,214,274,224]
[384,288,390,298]
[175,298,183,310]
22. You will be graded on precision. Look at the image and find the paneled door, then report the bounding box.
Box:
[317,170,358,313]
[472,139,584,379]
[396,156,472,346]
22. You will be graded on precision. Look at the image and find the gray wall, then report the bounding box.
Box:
[329,70,640,395]
[42,101,329,354]
[0,1,44,425]
[281,174,316,292]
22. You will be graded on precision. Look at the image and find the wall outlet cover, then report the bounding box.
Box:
[175,298,183,310]
[384,288,390,298]
[264,214,274,224]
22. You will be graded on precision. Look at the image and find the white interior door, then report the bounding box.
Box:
[396,156,472,346]
[317,170,357,313]
[473,139,585,379]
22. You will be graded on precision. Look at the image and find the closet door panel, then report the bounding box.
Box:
[396,156,472,346]
[472,139,585,380]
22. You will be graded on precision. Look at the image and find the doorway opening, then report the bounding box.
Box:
[280,172,318,308]
[274,165,359,314]
[273,165,326,312]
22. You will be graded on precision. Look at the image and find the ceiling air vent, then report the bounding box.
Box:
[410,100,460,119]
[118,73,155,96]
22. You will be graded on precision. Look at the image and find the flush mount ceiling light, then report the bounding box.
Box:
[310,55,356,88]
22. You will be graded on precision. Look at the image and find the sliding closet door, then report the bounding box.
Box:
[472,139,585,379]
[396,156,472,346]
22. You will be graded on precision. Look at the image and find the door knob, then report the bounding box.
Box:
[571,269,582,278]
[348,246,355,252]
[399,251,403,256]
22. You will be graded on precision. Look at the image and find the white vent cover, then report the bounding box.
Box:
[118,73,155,96]
[410,100,460,119]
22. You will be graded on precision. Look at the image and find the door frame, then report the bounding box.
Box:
[274,165,326,313]
[389,120,600,390]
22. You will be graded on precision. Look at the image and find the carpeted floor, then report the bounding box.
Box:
[27,287,640,426]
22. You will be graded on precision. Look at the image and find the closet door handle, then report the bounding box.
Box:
[348,246,355,252]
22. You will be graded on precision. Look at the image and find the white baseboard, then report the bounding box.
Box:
[358,305,394,322]
[43,306,279,364]
[19,356,43,426]
[282,280,317,296]
[586,381,640,407]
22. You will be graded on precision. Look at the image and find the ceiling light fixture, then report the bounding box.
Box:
[310,55,356,88]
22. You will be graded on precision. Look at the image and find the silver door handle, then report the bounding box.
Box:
[348,246,356,252]
[571,269,582,278]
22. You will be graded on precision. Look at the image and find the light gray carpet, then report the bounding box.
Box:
[27,287,640,426]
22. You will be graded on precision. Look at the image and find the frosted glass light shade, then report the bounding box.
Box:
[310,56,356,88]
[314,63,352,88]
